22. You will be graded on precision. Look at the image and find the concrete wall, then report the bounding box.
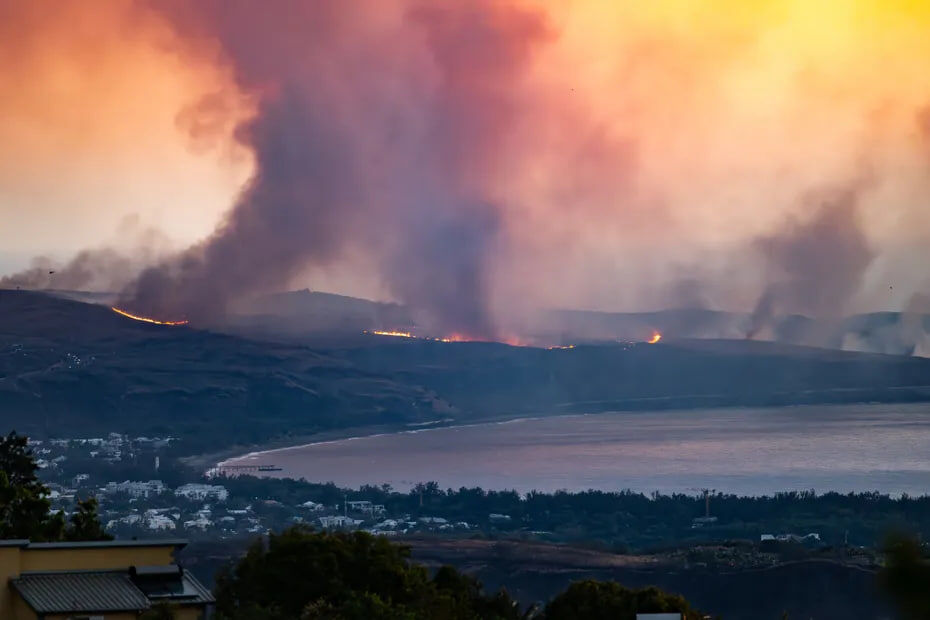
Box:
[20,545,174,572]
[0,545,25,619]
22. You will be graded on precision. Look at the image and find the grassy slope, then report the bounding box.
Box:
[0,290,436,448]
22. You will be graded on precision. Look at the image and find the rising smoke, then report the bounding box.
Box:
[111,0,551,334]
[0,219,173,294]
[5,1,930,343]
[746,185,875,339]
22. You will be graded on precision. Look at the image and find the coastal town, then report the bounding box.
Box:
[30,434,484,540]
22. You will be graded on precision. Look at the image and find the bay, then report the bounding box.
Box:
[220,403,930,496]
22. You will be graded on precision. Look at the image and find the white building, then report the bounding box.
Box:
[104,480,166,498]
[319,516,362,529]
[345,500,385,515]
[144,514,176,531]
[175,483,229,502]
[183,515,213,530]
[300,500,324,511]
[106,513,142,529]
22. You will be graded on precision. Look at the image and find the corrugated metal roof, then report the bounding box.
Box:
[11,571,152,614]
[132,566,215,604]
[180,571,216,604]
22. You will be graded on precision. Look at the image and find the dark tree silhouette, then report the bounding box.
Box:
[0,431,109,542]
[542,580,704,620]
[214,526,529,620]
[879,532,930,620]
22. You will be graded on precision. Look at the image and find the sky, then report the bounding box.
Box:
[2,0,930,329]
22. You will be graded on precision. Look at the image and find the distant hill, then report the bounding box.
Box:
[2,289,929,455]
[0,290,439,451]
[537,308,750,343]
[223,292,930,356]
[223,289,413,345]
[536,307,930,356]
[342,337,930,416]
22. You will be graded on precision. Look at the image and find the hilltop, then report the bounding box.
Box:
[0,290,440,451]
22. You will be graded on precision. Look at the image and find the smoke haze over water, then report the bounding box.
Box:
[4,1,930,336]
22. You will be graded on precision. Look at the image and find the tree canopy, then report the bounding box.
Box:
[214,526,707,619]
[543,580,704,620]
[0,431,109,541]
[879,532,930,620]
[215,526,531,620]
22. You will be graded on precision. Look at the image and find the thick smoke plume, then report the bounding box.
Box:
[747,187,875,338]
[116,1,550,335]
[7,1,930,337]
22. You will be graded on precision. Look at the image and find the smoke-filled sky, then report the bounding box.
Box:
[3,0,930,333]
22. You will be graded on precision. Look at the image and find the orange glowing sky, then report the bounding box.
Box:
[3,0,930,312]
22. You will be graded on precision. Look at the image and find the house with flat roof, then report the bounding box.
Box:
[0,538,213,619]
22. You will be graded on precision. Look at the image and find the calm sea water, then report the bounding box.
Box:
[222,403,930,496]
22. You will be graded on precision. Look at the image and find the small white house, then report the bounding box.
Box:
[319,515,363,529]
[175,483,229,502]
[104,480,166,498]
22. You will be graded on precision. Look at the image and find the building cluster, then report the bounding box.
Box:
[30,433,505,541]
[309,499,483,536]
[28,433,174,468]
[760,533,821,543]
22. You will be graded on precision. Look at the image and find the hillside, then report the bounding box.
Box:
[341,336,930,415]
[0,290,439,450]
[3,290,930,454]
[218,290,930,356]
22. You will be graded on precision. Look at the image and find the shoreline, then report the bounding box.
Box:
[181,410,533,471]
[214,412,576,466]
[189,399,930,478]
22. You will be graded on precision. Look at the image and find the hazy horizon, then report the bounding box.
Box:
[4,1,930,336]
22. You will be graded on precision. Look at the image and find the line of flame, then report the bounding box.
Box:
[367,330,415,338]
[111,306,189,326]
[647,331,662,344]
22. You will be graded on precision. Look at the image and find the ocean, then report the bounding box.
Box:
[220,403,930,495]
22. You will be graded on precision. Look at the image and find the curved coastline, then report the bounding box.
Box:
[205,402,930,496]
[215,412,587,468]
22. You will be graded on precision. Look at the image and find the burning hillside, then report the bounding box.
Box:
[364,329,527,347]
[111,306,188,326]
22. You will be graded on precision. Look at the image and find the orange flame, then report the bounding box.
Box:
[647,331,662,344]
[367,330,414,338]
[363,329,528,346]
[111,307,188,326]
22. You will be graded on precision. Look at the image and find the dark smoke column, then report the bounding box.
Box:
[119,0,550,335]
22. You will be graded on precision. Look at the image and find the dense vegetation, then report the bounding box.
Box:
[0,431,109,541]
[543,581,702,620]
[214,526,701,620]
[880,532,930,620]
[219,475,930,550]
